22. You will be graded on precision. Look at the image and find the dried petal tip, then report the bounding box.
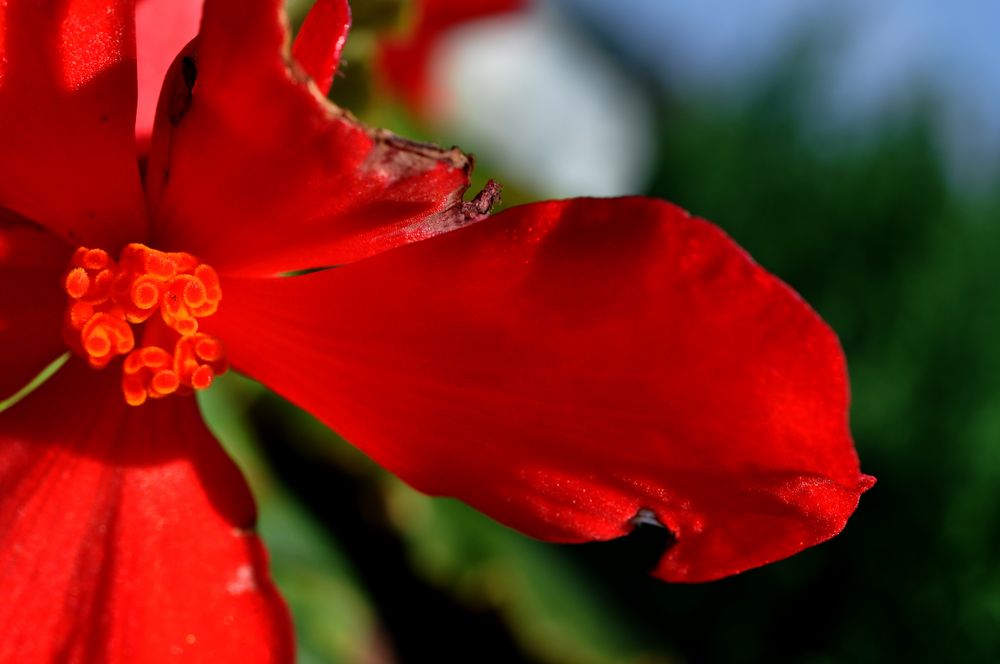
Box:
[61,244,227,405]
[461,179,502,220]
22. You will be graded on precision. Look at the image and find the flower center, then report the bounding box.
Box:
[62,244,227,406]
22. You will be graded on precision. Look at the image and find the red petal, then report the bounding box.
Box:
[206,197,873,582]
[0,214,71,401]
[0,0,146,249]
[377,0,527,115]
[292,0,351,96]
[0,360,294,660]
[135,0,203,151]
[144,0,481,276]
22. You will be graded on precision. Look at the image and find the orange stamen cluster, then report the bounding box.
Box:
[63,244,226,405]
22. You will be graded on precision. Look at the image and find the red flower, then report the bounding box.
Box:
[0,0,873,659]
[377,0,527,115]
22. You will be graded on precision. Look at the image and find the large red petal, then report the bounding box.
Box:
[291,0,351,97]
[0,360,294,661]
[144,0,484,277]
[377,0,527,115]
[0,0,146,249]
[135,0,202,150]
[206,197,873,582]
[0,214,72,401]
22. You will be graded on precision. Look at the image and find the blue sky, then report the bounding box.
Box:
[557,0,1000,186]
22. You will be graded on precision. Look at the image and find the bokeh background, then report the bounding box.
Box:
[199,1,1000,661]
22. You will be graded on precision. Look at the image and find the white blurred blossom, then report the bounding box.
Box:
[430,6,655,198]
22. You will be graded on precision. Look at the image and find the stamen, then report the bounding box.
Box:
[174,333,228,391]
[122,346,173,406]
[79,248,110,271]
[151,370,181,395]
[62,243,227,405]
[80,312,134,368]
[65,268,90,299]
[130,276,161,311]
[119,334,227,405]
[66,301,95,331]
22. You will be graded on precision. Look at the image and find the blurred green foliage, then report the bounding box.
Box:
[647,76,1000,663]
[200,374,387,664]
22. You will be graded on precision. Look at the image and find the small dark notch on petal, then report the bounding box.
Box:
[168,55,198,125]
[576,509,674,575]
[461,179,502,220]
[623,509,674,573]
[630,508,664,529]
[616,507,677,573]
[181,56,198,90]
